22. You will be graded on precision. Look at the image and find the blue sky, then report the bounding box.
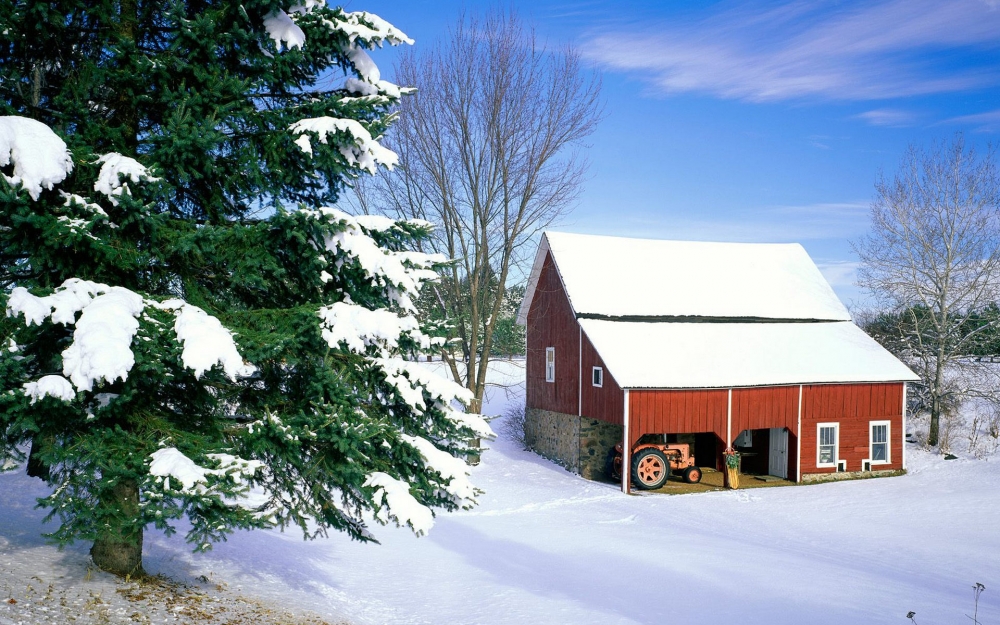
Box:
[353,0,1000,307]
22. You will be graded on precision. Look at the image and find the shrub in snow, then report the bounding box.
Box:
[499,403,528,449]
[0,1,490,577]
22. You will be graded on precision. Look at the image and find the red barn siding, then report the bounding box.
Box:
[580,331,624,424]
[730,386,798,435]
[801,383,904,474]
[525,252,579,415]
[627,389,729,447]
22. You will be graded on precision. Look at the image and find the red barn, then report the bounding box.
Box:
[517,232,919,493]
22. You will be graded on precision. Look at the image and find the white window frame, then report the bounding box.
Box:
[592,366,603,388]
[870,420,891,465]
[816,422,839,468]
[545,347,555,383]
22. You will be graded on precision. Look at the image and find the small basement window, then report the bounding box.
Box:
[817,423,839,468]
[545,347,555,383]
[870,421,890,464]
[592,366,603,387]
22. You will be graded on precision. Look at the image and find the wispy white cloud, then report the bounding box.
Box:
[816,260,861,288]
[575,201,870,244]
[941,108,1000,132]
[583,0,1000,102]
[854,108,920,127]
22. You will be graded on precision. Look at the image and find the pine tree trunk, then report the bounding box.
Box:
[90,479,145,578]
[25,436,50,481]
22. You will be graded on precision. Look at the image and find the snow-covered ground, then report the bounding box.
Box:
[3,359,999,624]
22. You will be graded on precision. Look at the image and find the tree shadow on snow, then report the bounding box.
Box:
[0,471,54,548]
[428,518,711,624]
[144,523,348,595]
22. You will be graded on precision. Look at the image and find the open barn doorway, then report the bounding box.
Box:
[733,428,789,479]
[659,433,723,470]
[694,432,723,470]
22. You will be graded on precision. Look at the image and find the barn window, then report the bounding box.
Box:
[870,421,890,464]
[592,366,603,387]
[817,423,838,468]
[545,347,555,382]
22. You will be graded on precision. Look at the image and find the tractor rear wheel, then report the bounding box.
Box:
[683,466,703,484]
[631,448,670,490]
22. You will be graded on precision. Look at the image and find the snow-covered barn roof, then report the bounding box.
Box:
[579,319,919,389]
[517,232,851,324]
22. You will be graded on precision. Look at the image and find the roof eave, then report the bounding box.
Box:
[619,377,921,390]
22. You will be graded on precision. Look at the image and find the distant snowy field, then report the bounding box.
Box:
[3,359,999,624]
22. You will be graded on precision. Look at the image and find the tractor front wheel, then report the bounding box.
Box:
[683,466,703,484]
[631,448,670,490]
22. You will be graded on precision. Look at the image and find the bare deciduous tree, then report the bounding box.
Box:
[353,10,602,411]
[855,136,1000,446]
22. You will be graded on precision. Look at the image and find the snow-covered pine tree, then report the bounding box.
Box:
[0,1,492,577]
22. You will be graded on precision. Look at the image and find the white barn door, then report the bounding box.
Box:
[769,428,788,479]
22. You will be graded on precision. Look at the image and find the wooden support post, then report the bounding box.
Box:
[796,384,803,483]
[622,389,630,494]
[726,388,732,448]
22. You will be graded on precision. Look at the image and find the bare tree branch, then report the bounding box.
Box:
[854,136,1000,446]
[350,9,602,411]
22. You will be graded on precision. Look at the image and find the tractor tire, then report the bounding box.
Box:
[605,447,621,481]
[683,466,703,484]
[631,448,670,490]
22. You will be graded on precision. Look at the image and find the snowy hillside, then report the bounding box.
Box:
[2,360,998,624]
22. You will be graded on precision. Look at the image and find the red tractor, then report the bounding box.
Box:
[607,437,703,489]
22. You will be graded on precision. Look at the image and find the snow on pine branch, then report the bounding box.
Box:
[300,207,442,310]
[7,280,254,396]
[327,10,411,98]
[149,299,256,381]
[0,116,74,200]
[364,471,434,536]
[61,192,107,216]
[7,279,145,392]
[56,287,145,392]
[318,301,421,354]
[148,447,262,494]
[374,358,494,439]
[289,117,398,173]
[22,375,76,404]
[401,434,476,505]
[93,153,159,206]
[324,10,413,47]
[263,9,305,51]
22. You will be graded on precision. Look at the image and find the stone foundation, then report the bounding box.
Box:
[802,469,905,483]
[525,407,623,480]
[579,416,624,480]
[525,408,580,471]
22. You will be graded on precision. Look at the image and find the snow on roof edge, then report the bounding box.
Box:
[615,379,920,390]
[579,325,917,392]
[580,319,919,390]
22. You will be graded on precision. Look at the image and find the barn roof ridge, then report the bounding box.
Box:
[518,231,852,325]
